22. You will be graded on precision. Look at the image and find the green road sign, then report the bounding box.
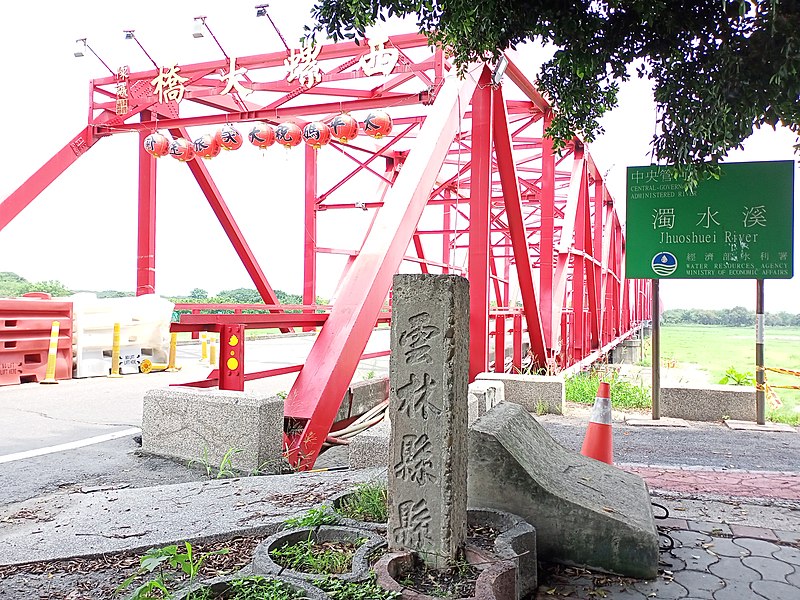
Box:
[626,161,794,279]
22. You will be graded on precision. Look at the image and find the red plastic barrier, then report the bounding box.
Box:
[0,298,73,385]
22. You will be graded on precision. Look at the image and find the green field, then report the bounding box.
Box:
[660,324,800,425]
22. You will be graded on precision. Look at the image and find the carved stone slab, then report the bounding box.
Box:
[388,274,470,569]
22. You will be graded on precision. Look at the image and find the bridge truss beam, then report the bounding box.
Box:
[0,33,650,468]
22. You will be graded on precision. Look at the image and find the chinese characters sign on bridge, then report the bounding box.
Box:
[626,161,794,279]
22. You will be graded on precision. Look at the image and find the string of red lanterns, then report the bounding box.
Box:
[143,111,393,161]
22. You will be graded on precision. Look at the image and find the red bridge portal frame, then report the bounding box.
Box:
[0,33,651,468]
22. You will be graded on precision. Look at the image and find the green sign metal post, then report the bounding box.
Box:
[626,161,794,280]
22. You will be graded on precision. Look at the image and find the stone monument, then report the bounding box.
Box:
[387,274,470,569]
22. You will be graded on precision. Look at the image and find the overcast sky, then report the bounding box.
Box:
[0,1,797,312]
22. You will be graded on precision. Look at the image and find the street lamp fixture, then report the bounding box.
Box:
[73,38,115,76]
[123,29,160,69]
[254,3,289,51]
[193,16,206,39]
[492,55,509,87]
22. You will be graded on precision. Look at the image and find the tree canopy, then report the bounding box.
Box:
[309,1,800,182]
[0,272,71,298]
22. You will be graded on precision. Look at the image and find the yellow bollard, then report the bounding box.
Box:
[209,333,218,367]
[200,331,208,363]
[40,321,60,384]
[166,332,180,372]
[108,322,123,378]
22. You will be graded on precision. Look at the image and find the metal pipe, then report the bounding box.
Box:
[651,279,660,420]
[756,279,765,425]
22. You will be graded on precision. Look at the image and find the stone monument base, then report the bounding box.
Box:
[468,402,659,579]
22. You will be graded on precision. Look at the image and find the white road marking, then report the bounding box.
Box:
[0,427,142,464]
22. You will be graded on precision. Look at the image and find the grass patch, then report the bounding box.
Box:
[335,482,388,523]
[315,574,399,600]
[283,507,338,529]
[269,538,358,575]
[227,576,304,600]
[565,371,650,410]
[661,324,800,425]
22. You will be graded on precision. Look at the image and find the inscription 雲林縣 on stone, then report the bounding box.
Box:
[387,274,469,570]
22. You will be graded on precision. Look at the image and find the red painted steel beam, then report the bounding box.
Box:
[304,145,318,332]
[170,127,287,330]
[539,116,556,349]
[137,112,157,296]
[174,311,391,328]
[176,350,392,389]
[586,174,603,348]
[492,87,547,366]
[219,324,245,391]
[503,54,550,115]
[412,234,430,274]
[0,127,99,232]
[442,192,452,273]
[494,315,506,372]
[468,67,493,381]
[552,152,586,359]
[572,173,587,362]
[283,65,481,469]
[488,249,503,306]
[102,93,430,133]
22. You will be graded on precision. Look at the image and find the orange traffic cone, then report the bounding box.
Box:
[580,381,613,464]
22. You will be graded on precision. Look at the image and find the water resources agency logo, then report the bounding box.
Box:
[651,251,678,276]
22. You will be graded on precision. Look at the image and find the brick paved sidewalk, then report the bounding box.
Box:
[535,524,800,599]
[532,463,800,598]
[623,464,800,501]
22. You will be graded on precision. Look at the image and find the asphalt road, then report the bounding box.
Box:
[2,412,797,506]
[538,415,800,472]
[1,329,797,507]
[0,330,390,457]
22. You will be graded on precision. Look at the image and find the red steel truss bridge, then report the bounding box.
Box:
[0,33,651,468]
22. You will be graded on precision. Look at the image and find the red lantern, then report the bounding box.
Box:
[143,132,170,158]
[329,114,359,143]
[275,122,303,148]
[193,133,221,160]
[363,111,392,139]
[302,121,332,149]
[215,125,243,151]
[248,122,276,149]
[169,137,195,161]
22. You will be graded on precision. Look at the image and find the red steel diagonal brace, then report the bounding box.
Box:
[468,67,493,381]
[137,113,157,296]
[283,66,481,469]
[171,128,286,326]
[492,88,547,366]
[0,127,99,232]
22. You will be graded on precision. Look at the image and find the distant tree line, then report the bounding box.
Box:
[662,307,800,327]
[0,274,319,311]
[172,287,324,306]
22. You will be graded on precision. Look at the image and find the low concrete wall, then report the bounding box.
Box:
[348,418,390,470]
[476,372,564,415]
[335,377,390,422]
[661,384,756,422]
[609,338,644,365]
[468,380,506,424]
[142,387,284,474]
